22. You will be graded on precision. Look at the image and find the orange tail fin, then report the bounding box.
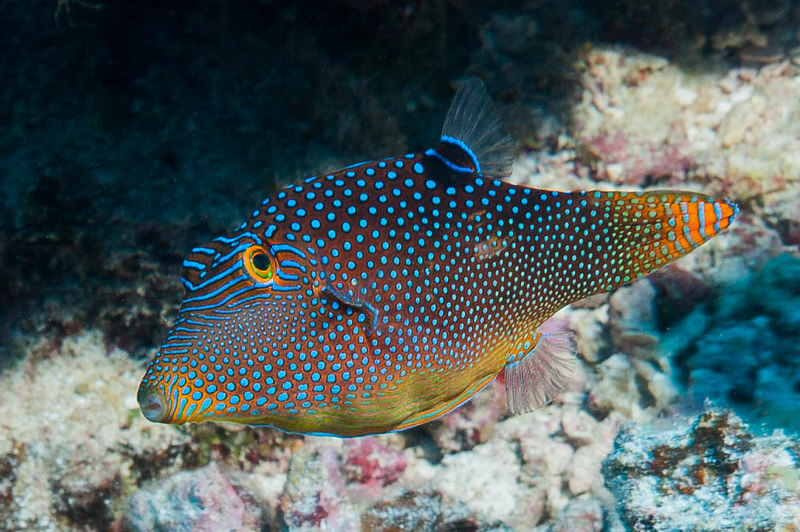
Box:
[592,190,738,291]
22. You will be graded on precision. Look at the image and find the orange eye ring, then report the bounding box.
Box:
[243,246,275,283]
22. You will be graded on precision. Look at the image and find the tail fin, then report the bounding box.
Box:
[585,190,738,292]
[425,78,514,178]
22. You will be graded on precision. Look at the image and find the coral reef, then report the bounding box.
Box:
[670,253,800,432]
[573,46,800,247]
[0,333,190,530]
[604,408,800,531]
[125,463,264,531]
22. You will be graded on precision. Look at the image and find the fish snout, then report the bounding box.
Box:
[137,382,168,423]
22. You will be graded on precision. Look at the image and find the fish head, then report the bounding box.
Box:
[137,226,319,425]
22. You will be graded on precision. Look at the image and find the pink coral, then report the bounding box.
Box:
[342,438,407,487]
[587,130,691,186]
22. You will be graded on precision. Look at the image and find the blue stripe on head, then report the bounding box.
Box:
[182,260,206,270]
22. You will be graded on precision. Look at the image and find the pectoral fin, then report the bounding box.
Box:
[504,331,576,414]
[321,283,380,336]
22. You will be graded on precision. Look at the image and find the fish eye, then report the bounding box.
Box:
[252,252,270,271]
[243,246,274,282]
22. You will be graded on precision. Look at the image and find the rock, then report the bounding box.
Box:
[519,435,573,479]
[677,218,784,288]
[718,93,765,147]
[549,496,604,532]
[603,408,800,531]
[755,254,800,334]
[607,281,659,360]
[755,365,800,432]
[686,319,772,404]
[764,188,800,245]
[566,305,609,364]
[675,253,800,431]
[433,502,482,532]
[434,438,522,523]
[561,406,598,446]
[687,368,735,406]
[587,354,642,420]
[566,444,607,495]
[126,462,263,532]
[361,490,442,532]
[343,438,407,487]
[508,485,548,530]
[572,44,800,217]
[480,13,539,56]
[280,441,356,530]
[647,264,712,326]
[563,413,623,498]
[0,332,191,531]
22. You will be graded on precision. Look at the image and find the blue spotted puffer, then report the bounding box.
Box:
[137,78,738,436]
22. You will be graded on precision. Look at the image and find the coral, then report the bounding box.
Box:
[603,408,800,531]
[268,401,627,530]
[280,441,352,530]
[0,332,191,531]
[279,436,413,530]
[665,253,800,432]
[360,490,442,532]
[124,462,263,532]
[433,437,523,523]
[549,496,605,532]
[342,438,407,487]
[574,47,800,245]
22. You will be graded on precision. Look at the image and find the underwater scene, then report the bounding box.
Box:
[2,0,800,530]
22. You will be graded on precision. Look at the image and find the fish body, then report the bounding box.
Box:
[138,79,738,436]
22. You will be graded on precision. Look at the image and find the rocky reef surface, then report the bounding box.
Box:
[604,408,800,531]
[2,0,800,530]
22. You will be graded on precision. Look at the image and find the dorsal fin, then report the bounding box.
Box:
[425,78,515,178]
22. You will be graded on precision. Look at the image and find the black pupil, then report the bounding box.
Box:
[252,252,270,272]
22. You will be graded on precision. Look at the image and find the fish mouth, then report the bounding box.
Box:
[137,382,168,423]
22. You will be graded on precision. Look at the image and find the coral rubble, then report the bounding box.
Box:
[604,408,800,531]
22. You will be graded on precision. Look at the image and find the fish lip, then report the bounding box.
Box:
[137,383,168,423]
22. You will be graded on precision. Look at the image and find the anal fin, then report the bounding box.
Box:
[504,331,577,414]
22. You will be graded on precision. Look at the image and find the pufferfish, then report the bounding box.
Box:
[137,79,738,436]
